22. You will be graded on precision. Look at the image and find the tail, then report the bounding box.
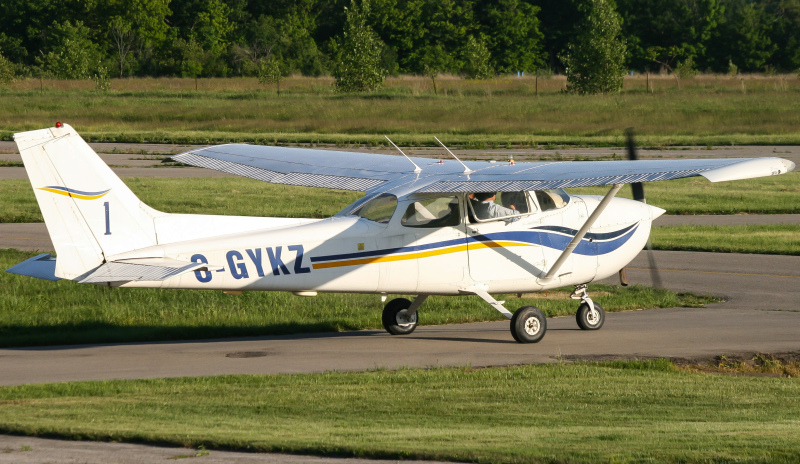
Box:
[13,123,163,279]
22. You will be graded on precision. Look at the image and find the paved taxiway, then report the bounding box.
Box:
[1,249,798,386]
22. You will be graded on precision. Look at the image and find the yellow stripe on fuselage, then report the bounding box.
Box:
[312,241,532,269]
[38,188,109,200]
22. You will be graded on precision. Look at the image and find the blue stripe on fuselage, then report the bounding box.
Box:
[310,223,640,263]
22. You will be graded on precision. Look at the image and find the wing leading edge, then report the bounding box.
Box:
[172,144,795,194]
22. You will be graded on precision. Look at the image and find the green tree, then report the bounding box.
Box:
[175,35,204,78]
[616,0,721,72]
[561,0,626,94]
[108,17,137,77]
[460,35,493,79]
[257,56,287,94]
[36,20,102,79]
[762,0,800,71]
[419,44,451,94]
[706,0,777,72]
[331,0,386,92]
[478,0,545,74]
[101,0,171,76]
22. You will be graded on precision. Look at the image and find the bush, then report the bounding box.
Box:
[0,53,14,84]
[675,56,698,79]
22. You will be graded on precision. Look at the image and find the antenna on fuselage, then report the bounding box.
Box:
[434,136,473,174]
[384,135,422,173]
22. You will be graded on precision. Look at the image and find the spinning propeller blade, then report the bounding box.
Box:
[625,128,663,289]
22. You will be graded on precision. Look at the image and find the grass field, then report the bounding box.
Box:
[1,360,799,463]
[2,75,800,146]
[652,225,800,255]
[0,248,715,348]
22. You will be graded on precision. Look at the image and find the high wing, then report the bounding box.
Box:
[172,144,795,193]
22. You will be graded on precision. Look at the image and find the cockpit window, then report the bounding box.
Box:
[352,193,397,224]
[535,189,570,211]
[402,196,461,228]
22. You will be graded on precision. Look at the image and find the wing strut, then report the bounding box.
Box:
[538,183,624,285]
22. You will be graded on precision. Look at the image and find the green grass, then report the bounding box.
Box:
[569,171,800,215]
[2,76,800,145]
[1,361,799,463]
[652,225,800,255]
[2,171,798,224]
[0,248,716,348]
[0,177,363,223]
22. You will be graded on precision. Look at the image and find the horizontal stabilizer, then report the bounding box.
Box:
[6,254,61,281]
[78,257,217,284]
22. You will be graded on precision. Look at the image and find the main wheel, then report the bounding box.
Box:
[382,298,418,335]
[576,302,605,330]
[510,306,547,343]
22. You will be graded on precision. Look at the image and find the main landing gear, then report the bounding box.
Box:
[382,296,426,335]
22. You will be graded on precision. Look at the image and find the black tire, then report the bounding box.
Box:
[382,298,418,335]
[510,306,547,343]
[576,302,605,330]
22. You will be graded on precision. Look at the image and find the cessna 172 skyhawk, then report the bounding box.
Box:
[7,124,795,343]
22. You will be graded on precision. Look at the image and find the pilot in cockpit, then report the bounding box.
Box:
[471,192,520,222]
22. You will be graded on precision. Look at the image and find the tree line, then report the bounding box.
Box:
[0,0,798,85]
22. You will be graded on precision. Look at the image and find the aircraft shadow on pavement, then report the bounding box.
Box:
[2,322,388,351]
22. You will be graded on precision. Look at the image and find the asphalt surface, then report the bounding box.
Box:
[0,435,443,464]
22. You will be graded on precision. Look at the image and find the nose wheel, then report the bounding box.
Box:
[571,284,605,330]
[576,302,604,330]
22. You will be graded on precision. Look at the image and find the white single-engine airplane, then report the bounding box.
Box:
[7,124,795,342]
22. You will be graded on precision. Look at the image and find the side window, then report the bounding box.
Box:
[402,196,461,228]
[535,189,570,212]
[469,192,523,222]
[497,191,530,214]
[353,193,397,224]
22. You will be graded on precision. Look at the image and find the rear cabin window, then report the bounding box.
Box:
[352,193,397,224]
[402,196,461,228]
[535,189,570,211]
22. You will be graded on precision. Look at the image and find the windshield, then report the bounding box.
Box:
[350,193,397,224]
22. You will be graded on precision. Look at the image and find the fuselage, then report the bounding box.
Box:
[109,191,664,295]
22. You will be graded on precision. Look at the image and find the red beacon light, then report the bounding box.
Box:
[55,122,63,128]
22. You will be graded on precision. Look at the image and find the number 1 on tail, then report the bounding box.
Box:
[104,201,111,235]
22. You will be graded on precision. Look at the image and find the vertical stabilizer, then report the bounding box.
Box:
[14,124,162,280]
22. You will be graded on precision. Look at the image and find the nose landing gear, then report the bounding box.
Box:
[571,284,605,330]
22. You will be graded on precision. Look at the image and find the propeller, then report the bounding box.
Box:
[623,128,663,289]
